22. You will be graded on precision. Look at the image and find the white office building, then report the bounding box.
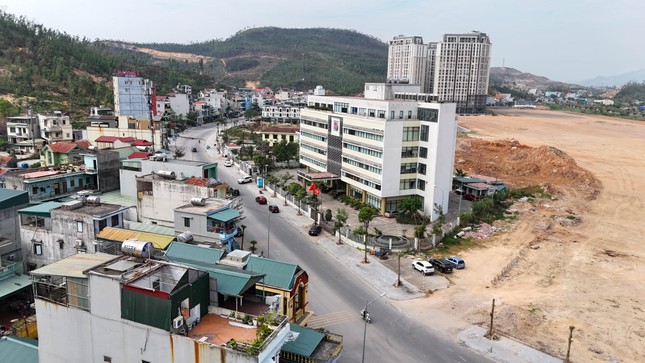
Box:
[299,83,456,220]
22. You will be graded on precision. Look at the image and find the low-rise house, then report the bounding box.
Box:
[258,125,300,147]
[173,198,242,249]
[261,105,302,123]
[453,174,507,200]
[0,189,29,261]
[3,167,98,202]
[6,115,44,155]
[31,253,292,363]
[39,140,91,167]
[37,111,73,143]
[18,198,128,270]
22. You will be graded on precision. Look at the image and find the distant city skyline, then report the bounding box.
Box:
[1,0,642,84]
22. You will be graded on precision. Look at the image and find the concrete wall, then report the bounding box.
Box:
[0,201,28,260]
[138,179,212,226]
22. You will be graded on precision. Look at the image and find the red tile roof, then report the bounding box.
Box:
[49,142,79,154]
[132,139,152,146]
[185,177,208,186]
[75,140,92,150]
[95,136,136,143]
[127,152,152,159]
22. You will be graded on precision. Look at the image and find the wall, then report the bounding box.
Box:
[0,198,28,259]
[138,179,212,226]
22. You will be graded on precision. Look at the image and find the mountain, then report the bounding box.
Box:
[578,69,645,87]
[489,67,581,91]
[105,27,389,95]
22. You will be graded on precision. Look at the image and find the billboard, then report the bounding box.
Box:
[330,116,341,137]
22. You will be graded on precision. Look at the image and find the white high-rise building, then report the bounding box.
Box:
[387,35,428,88]
[300,83,455,220]
[387,32,492,114]
[431,31,492,114]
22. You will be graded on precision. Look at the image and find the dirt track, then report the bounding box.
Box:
[429,109,645,363]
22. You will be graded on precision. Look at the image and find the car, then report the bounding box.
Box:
[308,223,322,236]
[192,147,197,152]
[384,210,400,218]
[206,145,211,149]
[412,260,434,275]
[237,176,252,184]
[223,160,233,167]
[255,196,267,204]
[463,193,478,201]
[429,258,453,274]
[268,204,280,213]
[229,188,240,197]
[446,256,465,270]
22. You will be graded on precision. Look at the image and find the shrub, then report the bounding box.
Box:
[324,209,333,221]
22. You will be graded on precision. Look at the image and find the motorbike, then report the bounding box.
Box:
[360,310,371,323]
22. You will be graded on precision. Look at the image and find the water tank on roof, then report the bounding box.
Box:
[121,239,154,258]
[191,197,206,206]
[86,196,101,206]
[177,231,194,243]
[157,170,176,179]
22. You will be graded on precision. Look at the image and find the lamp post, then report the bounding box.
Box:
[361,292,386,363]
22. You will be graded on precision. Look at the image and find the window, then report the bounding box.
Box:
[408,111,412,119]
[103,357,112,363]
[184,218,191,228]
[401,147,418,158]
[419,147,428,158]
[111,215,120,226]
[402,127,419,141]
[418,179,426,191]
[32,187,38,195]
[400,163,417,174]
[420,125,429,142]
[399,179,416,190]
[76,221,83,233]
[34,242,43,255]
[418,163,426,175]
[418,108,439,122]
[70,179,75,187]
[399,111,404,119]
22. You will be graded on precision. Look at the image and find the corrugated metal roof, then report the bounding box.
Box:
[30,253,118,278]
[125,221,175,235]
[281,323,325,357]
[0,188,29,210]
[207,208,240,222]
[204,266,264,297]
[165,242,225,267]
[0,273,32,299]
[245,256,298,290]
[0,336,39,363]
[96,227,175,250]
[17,201,63,217]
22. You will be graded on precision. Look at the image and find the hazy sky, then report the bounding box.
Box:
[1,0,642,83]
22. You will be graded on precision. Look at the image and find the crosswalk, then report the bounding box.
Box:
[306,311,359,329]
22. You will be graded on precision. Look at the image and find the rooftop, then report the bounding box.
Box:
[188,313,258,346]
[30,253,119,278]
[55,202,128,218]
[175,198,231,215]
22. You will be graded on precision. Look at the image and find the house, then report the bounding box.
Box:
[0,188,29,261]
[18,198,128,271]
[452,174,507,200]
[6,115,44,156]
[173,197,242,249]
[2,167,98,202]
[39,141,90,167]
[37,111,73,143]
[31,252,292,363]
[94,135,135,149]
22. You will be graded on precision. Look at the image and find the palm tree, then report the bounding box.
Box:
[334,208,348,245]
[358,206,377,263]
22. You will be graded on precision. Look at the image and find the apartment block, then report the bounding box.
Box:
[387,35,428,88]
[300,83,456,220]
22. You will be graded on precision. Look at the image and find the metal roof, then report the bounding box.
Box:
[30,253,119,278]
[281,323,325,357]
[96,227,175,250]
[125,221,175,235]
[245,255,299,290]
[0,273,32,299]
[207,208,241,222]
[204,266,265,297]
[0,336,39,363]
[17,202,63,218]
[165,242,225,267]
[0,188,29,210]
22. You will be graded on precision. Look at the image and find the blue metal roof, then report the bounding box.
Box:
[17,201,63,218]
[245,256,299,290]
[0,336,39,363]
[165,242,225,267]
[281,323,325,357]
[207,208,241,222]
[0,188,29,210]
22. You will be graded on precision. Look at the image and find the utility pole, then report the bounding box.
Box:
[488,298,496,338]
[564,326,575,363]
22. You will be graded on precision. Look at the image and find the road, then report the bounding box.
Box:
[176,122,492,363]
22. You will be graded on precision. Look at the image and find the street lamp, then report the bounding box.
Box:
[362,292,386,363]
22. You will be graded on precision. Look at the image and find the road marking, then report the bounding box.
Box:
[306,311,358,328]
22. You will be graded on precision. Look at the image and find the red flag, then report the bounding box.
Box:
[308,184,317,192]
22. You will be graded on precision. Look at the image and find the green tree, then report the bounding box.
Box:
[334,208,348,245]
[173,146,185,159]
[294,189,307,216]
[431,210,445,247]
[253,154,271,176]
[358,206,377,263]
[399,196,422,223]
[0,99,18,117]
[279,174,293,206]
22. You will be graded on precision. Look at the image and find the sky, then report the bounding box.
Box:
[1,0,643,83]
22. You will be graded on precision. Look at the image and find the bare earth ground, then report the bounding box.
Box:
[424,109,644,363]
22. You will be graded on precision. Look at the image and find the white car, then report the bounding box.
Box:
[412,260,435,275]
[237,176,253,184]
[223,160,233,167]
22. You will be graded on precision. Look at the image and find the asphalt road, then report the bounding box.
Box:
[176,123,492,363]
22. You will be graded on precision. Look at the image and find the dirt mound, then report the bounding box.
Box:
[455,138,602,199]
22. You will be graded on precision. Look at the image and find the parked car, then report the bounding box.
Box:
[446,256,465,270]
[384,210,400,218]
[268,204,280,213]
[192,147,197,152]
[412,260,434,275]
[429,258,453,274]
[463,194,478,201]
[229,188,240,197]
[255,196,267,204]
[224,160,233,167]
[237,176,252,184]
[308,223,322,236]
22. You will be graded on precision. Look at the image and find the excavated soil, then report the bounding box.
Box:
[425,109,645,363]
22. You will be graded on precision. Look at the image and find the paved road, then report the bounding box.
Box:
[177,123,493,363]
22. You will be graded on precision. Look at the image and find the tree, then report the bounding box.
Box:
[358,206,377,263]
[455,168,467,177]
[294,189,307,215]
[393,249,413,287]
[399,196,422,223]
[286,182,304,213]
[173,146,185,159]
[252,154,271,176]
[334,208,348,245]
[265,174,279,197]
[431,210,445,247]
[278,174,293,206]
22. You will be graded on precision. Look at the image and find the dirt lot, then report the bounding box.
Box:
[425,109,645,363]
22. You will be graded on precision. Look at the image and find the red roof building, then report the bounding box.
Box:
[127,152,153,159]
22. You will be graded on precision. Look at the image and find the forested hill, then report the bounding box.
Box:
[115,27,389,95]
[0,11,214,120]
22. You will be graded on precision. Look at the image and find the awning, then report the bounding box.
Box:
[17,202,63,218]
[207,208,240,223]
[0,274,32,299]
